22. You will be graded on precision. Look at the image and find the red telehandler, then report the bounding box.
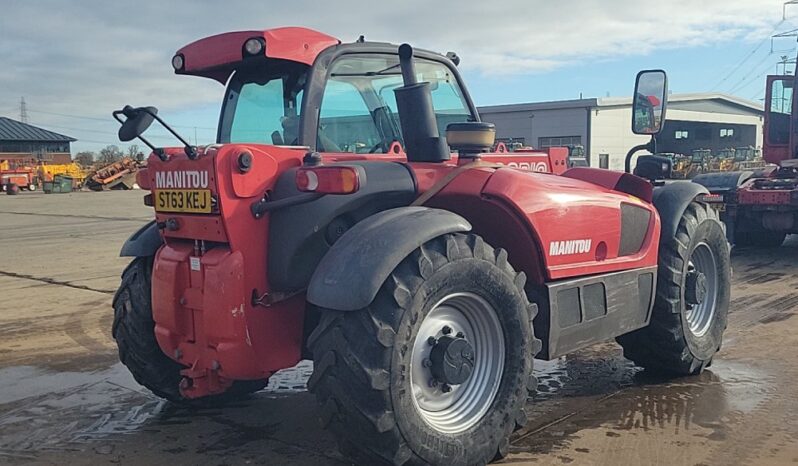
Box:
[694,54,798,247]
[112,27,730,465]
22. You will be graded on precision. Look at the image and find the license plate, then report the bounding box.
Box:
[154,189,212,213]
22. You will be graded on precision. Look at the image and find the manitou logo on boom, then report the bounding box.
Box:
[154,170,209,189]
[505,161,549,172]
[549,239,592,256]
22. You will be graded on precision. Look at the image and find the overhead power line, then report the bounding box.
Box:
[25,108,217,131]
[711,19,785,91]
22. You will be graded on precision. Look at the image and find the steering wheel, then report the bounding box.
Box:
[368,141,386,154]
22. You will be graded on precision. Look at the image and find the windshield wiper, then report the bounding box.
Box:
[331,63,401,77]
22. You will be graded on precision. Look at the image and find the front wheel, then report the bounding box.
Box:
[618,202,731,374]
[308,233,539,465]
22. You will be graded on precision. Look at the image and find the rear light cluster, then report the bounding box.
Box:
[296,166,362,194]
[696,193,724,204]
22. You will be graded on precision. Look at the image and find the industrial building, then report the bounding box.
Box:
[0,117,75,166]
[478,93,764,170]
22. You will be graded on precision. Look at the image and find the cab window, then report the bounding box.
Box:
[318,53,472,153]
[768,77,793,145]
[219,60,308,145]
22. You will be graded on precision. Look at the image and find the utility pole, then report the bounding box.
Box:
[19,97,28,124]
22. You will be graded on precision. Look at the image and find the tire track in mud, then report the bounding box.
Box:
[0,270,114,295]
[0,210,150,222]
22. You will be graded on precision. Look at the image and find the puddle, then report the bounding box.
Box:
[513,357,773,454]
[0,351,776,462]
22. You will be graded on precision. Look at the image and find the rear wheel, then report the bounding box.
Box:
[112,257,266,403]
[617,202,730,375]
[308,233,538,465]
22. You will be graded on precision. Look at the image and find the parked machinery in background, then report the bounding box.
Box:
[733,146,765,171]
[83,158,143,191]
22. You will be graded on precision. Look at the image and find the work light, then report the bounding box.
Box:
[244,38,264,56]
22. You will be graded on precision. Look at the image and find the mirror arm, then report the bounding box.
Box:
[140,109,198,160]
[112,109,167,161]
[624,135,657,173]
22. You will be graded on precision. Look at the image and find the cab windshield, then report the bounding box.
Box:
[319,53,473,153]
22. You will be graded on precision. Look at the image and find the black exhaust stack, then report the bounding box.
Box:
[394,44,450,163]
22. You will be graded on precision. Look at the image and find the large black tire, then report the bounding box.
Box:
[308,233,538,465]
[112,257,266,403]
[617,202,730,375]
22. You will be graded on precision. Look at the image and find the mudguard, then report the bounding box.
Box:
[692,171,753,195]
[306,207,471,311]
[653,182,709,240]
[120,220,163,257]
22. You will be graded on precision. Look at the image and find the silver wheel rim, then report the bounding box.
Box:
[409,292,505,434]
[684,242,718,337]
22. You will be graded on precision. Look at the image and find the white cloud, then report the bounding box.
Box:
[0,0,787,149]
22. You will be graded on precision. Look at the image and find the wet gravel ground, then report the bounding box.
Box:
[1,191,797,465]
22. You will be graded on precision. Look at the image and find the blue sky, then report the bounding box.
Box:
[0,0,793,154]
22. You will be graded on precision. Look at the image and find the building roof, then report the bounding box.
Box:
[478,93,764,116]
[0,117,76,142]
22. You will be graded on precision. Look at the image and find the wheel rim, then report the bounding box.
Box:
[684,242,718,337]
[409,292,505,434]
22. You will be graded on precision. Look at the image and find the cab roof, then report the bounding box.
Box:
[174,27,341,83]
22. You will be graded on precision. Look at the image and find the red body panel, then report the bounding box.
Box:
[176,27,340,83]
[481,169,659,279]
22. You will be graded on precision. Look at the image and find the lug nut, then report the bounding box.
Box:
[442,325,452,335]
[427,336,437,346]
[441,384,452,393]
[422,358,432,368]
[429,379,439,388]
[456,331,465,339]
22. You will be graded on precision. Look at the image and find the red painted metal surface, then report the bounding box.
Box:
[561,167,653,203]
[175,27,340,83]
[482,169,659,279]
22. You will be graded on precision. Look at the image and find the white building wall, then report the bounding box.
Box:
[589,106,650,171]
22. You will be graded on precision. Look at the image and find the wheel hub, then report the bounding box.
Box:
[685,270,707,305]
[410,292,505,434]
[429,334,474,386]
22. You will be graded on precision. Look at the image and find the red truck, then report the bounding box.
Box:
[694,59,798,247]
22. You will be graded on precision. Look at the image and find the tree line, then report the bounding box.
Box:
[73,144,144,166]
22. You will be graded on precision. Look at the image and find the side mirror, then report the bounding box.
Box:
[634,154,672,181]
[632,70,668,135]
[115,106,158,142]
